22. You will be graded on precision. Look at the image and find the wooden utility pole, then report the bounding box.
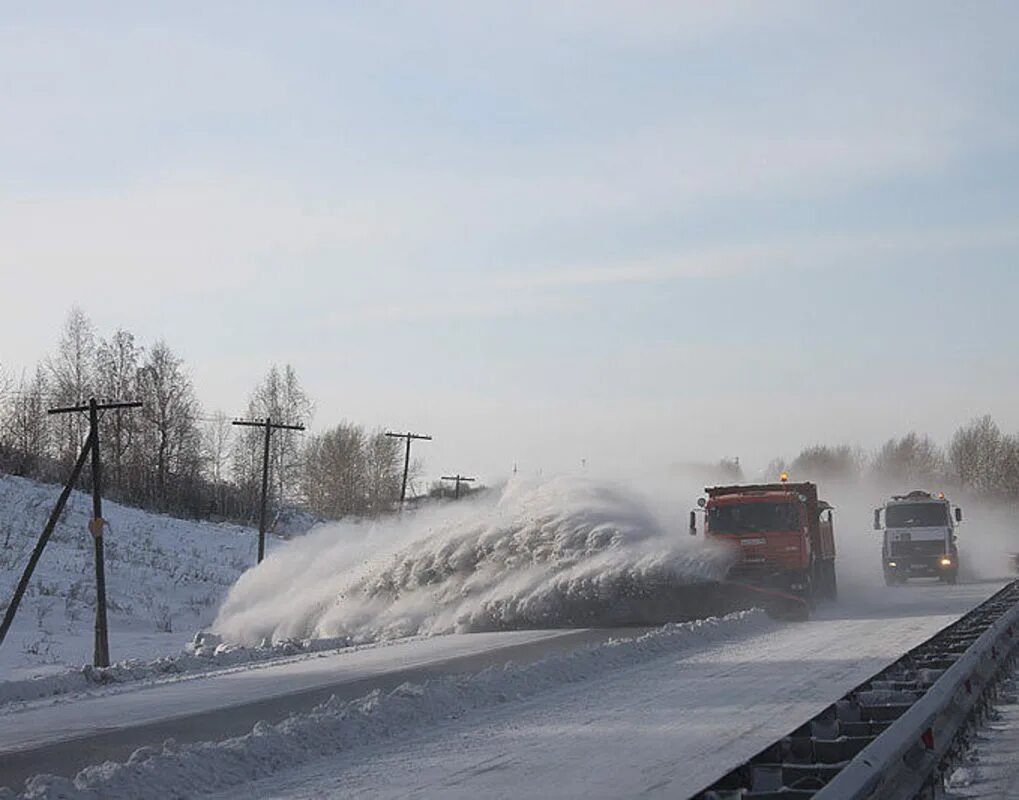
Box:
[385,431,432,506]
[48,397,142,667]
[441,474,475,500]
[0,430,94,651]
[232,417,305,563]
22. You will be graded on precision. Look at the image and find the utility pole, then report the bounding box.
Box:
[232,417,305,564]
[441,474,475,500]
[385,431,432,506]
[0,430,94,651]
[48,397,142,667]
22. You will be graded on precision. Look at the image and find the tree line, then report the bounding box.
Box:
[11,310,1011,525]
[0,309,412,526]
[767,418,1019,505]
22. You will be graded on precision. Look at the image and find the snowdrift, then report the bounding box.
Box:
[0,474,257,679]
[212,476,733,646]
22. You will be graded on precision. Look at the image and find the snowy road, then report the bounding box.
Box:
[205,580,1009,800]
[0,628,628,791]
[1,579,1009,798]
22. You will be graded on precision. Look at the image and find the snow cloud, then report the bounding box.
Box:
[212,477,729,646]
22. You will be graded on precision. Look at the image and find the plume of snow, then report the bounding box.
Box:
[212,476,731,646]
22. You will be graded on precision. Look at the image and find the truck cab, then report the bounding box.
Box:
[693,479,838,602]
[875,491,962,585]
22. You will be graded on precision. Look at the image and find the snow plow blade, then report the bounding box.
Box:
[628,580,809,623]
[533,578,810,628]
[716,581,810,621]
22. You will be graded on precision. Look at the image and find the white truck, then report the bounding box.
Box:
[874,490,962,585]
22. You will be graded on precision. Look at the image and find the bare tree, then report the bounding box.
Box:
[871,432,945,487]
[2,367,51,476]
[236,364,313,516]
[136,341,202,510]
[790,444,860,482]
[948,415,1003,496]
[0,362,11,441]
[47,307,96,465]
[364,429,402,514]
[998,433,1019,506]
[302,423,405,519]
[302,423,366,518]
[201,411,233,516]
[94,329,141,497]
[0,363,15,470]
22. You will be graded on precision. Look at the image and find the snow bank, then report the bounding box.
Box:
[14,610,771,800]
[212,476,732,646]
[0,474,258,680]
[0,632,355,708]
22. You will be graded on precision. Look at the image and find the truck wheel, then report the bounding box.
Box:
[797,562,816,606]
[817,560,834,599]
[809,559,822,605]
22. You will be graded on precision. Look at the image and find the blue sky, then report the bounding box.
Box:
[2,2,1018,481]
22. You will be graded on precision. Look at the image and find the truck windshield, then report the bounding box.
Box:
[886,503,949,528]
[708,502,800,534]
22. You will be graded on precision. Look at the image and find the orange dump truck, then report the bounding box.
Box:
[693,480,838,605]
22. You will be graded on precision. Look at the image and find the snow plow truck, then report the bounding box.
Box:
[690,477,838,619]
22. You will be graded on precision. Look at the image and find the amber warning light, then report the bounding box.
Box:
[779,472,789,483]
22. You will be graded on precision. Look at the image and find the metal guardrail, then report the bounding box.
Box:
[695,581,1019,799]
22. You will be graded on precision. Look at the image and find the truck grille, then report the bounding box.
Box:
[889,539,945,557]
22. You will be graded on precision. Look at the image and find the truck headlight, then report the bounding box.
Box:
[887,561,897,567]
[940,557,952,566]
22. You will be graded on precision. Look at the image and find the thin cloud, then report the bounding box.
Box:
[499,225,1019,290]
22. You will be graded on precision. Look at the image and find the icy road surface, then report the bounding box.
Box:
[205,580,1010,800]
[0,628,612,790]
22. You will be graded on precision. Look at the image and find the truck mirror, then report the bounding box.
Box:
[873,509,881,530]
[689,510,697,536]
[955,507,963,523]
